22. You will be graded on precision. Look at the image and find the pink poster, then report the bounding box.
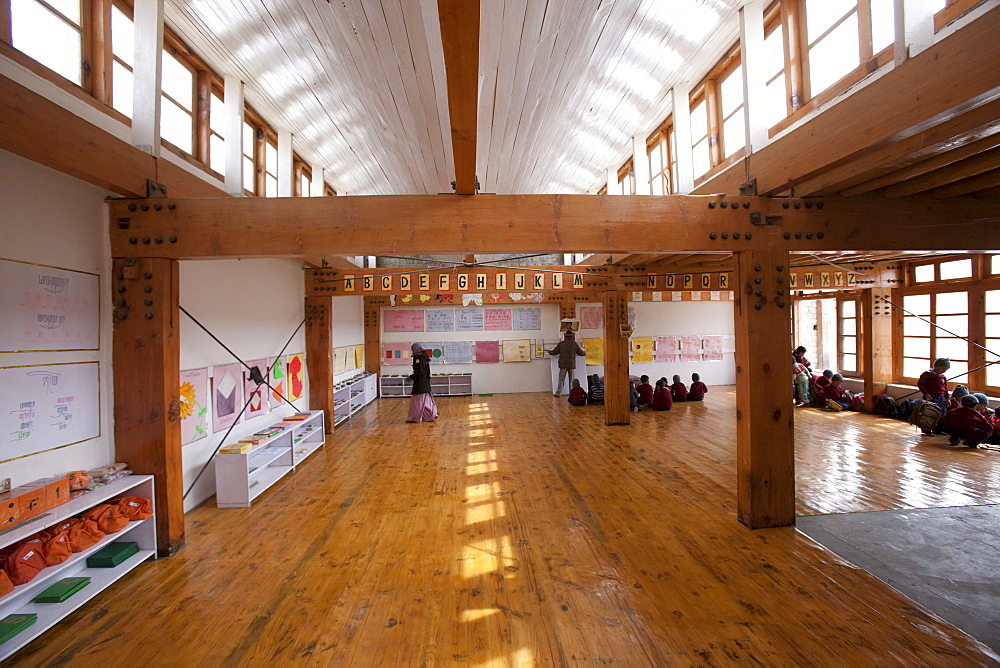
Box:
[180,367,209,446]
[655,336,677,363]
[383,343,412,365]
[212,363,244,433]
[681,336,702,363]
[579,306,604,330]
[383,310,425,332]
[702,335,723,362]
[483,308,513,331]
[244,358,270,420]
[475,340,501,363]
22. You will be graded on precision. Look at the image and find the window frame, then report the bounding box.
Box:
[646,117,676,195]
[617,158,635,196]
[690,43,746,184]
[837,296,862,377]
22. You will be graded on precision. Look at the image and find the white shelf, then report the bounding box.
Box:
[380,373,473,397]
[332,372,377,424]
[215,411,325,508]
[0,475,156,661]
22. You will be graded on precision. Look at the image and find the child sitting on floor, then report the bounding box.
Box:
[941,395,992,446]
[588,374,605,405]
[652,379,673,411]
[630,379,641,412]
[689,373,707,401]
[986,408,1000,445]
[637,375,654,407]
[568,379,587,406]
[670,375,688,402]
[823,374,852,411]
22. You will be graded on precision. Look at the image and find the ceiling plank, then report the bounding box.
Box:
[884,145,1000,198]
[438,0,480,194]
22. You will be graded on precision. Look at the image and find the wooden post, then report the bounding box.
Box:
[363,297,383,376]
[305,295,333,434]
[733,249,795,529]
[862,288,893,412]
[603,291,630,426]
[112,257,182,556]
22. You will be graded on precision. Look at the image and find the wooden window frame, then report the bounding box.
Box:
[242,105,273,197]
[597,185,608,196]
[690,43,747,184]
[617,158,635,196]
[935,0,987,31]
[323,183,337,197]
[646,117,676,195]
[293,154,312,197]
[837,296,862,377]
[906,254,978,287]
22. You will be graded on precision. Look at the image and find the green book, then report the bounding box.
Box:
[0,614,36,645]
[86,542,139,568]
[33,577,91,603]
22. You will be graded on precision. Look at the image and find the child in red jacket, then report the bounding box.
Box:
[689,373,707,401]
[637,375,654,406]
[941,395,992,446]
[568,379,587,406]
[670,375,688,402]
[652,379,673,411]
[823,374,851,411]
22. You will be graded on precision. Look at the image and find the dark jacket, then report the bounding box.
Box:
[410,351,432,395]
[548,339,585,369]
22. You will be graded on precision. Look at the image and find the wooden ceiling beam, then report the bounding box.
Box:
[884,146,1000,198]
[931,168,1000,199]
[438,0,480,195]
[107,193,1000,258]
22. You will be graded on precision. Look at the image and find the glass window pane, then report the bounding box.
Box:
[904,357,928,378]
[904,293,931,315]
[111,4,133,66]
[903,316,929,336]
[243,123,254,159]
[111,61,133,118]
[809,13,860,96]
[931,0,947,11]
[985,314,1000,337]
[947,359,968,379]
[841,300,856,317]
[41,0,80,22]
[841,336,857,354]
[722,110,746,158]
[935,337,968,361]
[992,255,1000,275]
[690,100,708,142]
[300,174,310,197]
[987,342,1000,387]
[265,142,278,175]
[764,27,784,76]
[988,290,1000,313]
[720,65,744,117]
[265,174,278,198]
[841,318,857,335]
[806,0,857,42]
[870,0,894,53]
[765,76,787,127]
[692,138,711,177]
[210,134,225,176]
[161,51,193,111]
[936,315,967,337]
[939,259,972,280]
[936,291,967,314]
[840,353,857,370]
[904,337,930,359]
[651,174,664,195]
[243,156,254,192]
[160,98,192,153]
[210,93,225,135]
[11,1,83,85]
[913,264,935,283]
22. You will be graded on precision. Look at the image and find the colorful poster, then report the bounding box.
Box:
[631,337,654,364]
[484,308,513,331]
[444,340,474,364]
[579,306,603,330]
[535,339,559,359]
[0,258,100,352]
[354,344,365,370]
[342,345,358,372]
[583,338,604,365]
[287,353,305,401]
[475,340,501,363]
[426,309,456,332]
[502,339,532,362]
[419,342,445,364]
[333,347,347,375]
[512,308,541,331]
[1,361,101,462]
[702,335,724,362]
[681,336,702,363]
[179,367,209,446]
[456,308,484,331]
[212,363,243,433]
[383,310,425,332]
[267,356,287,405]
[244,358,270,420]
[655,337,677,363]
[383,343,412,365]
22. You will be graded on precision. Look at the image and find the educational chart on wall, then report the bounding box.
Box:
[444,340,474,364]
[456,309,484,331]
[681,336,702,363]
[579,306,604,330]
[383,343,412,365]
[583,338,604,365]
[483,308,513,331]
[419,342,445,364]
[502,339,532,362]
[475,340,501,363]
[702,335,723,362]
[512,308,541,330]
[212,363,243,433]
[0,258,100,352]
[267,356,287,405]
[179,367,209,446]
[425,309,455,332]
[244,359,270,420]
[354,344,365,370]
[333,348,347,376]
[384,310,425,332]
[1,361,100,462]
[631,337,654,364]
[655,336,677,362]
[287,353,305,401]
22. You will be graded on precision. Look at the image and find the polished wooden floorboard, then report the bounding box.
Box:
[12,388,1000,666]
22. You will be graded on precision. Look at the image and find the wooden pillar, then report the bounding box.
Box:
[363,297,383,375]
[733,249,795,529]
[305,295,334,434]
[603,291,631,425]
[862,288,893,412]
[112,257,182,556]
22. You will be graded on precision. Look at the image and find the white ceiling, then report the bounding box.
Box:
[167,0,743,196]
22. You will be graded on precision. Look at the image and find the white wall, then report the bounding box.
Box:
[333,296,365,384]
[179,259,308,510]
[0,149,115,484]
[379,304,562,394]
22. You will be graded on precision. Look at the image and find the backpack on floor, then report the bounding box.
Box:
[873,394,899,419]
[909,400,944,431]
[896,398,918,420]
[849,393,865,412]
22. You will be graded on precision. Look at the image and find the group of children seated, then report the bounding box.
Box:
[567,373,708,411]
[919,358,998,447]
[792,346,859,411]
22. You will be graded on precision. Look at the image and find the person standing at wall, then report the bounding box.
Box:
[406,343,438,423]
[548,331,585,396]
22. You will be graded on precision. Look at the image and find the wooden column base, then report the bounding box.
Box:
[603,291,631,426]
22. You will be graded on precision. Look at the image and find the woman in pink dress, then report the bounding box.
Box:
[406,343,438,423]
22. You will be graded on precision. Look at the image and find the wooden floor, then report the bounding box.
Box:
[12,388,1000,666]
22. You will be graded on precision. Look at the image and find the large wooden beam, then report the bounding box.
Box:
[437,0,480,195]
[363,298,384,376]
[693,7,1000,197]
[108,194,1000,258]
[733,249,795,528]
[112,257,183,556]
[304,295,334,434]
[603,291,631,426]
[884,145,1000,198]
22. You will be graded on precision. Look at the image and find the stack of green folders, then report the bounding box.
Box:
[0,614,36,644]
[33,577,91,603]
[86,542,139,568]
